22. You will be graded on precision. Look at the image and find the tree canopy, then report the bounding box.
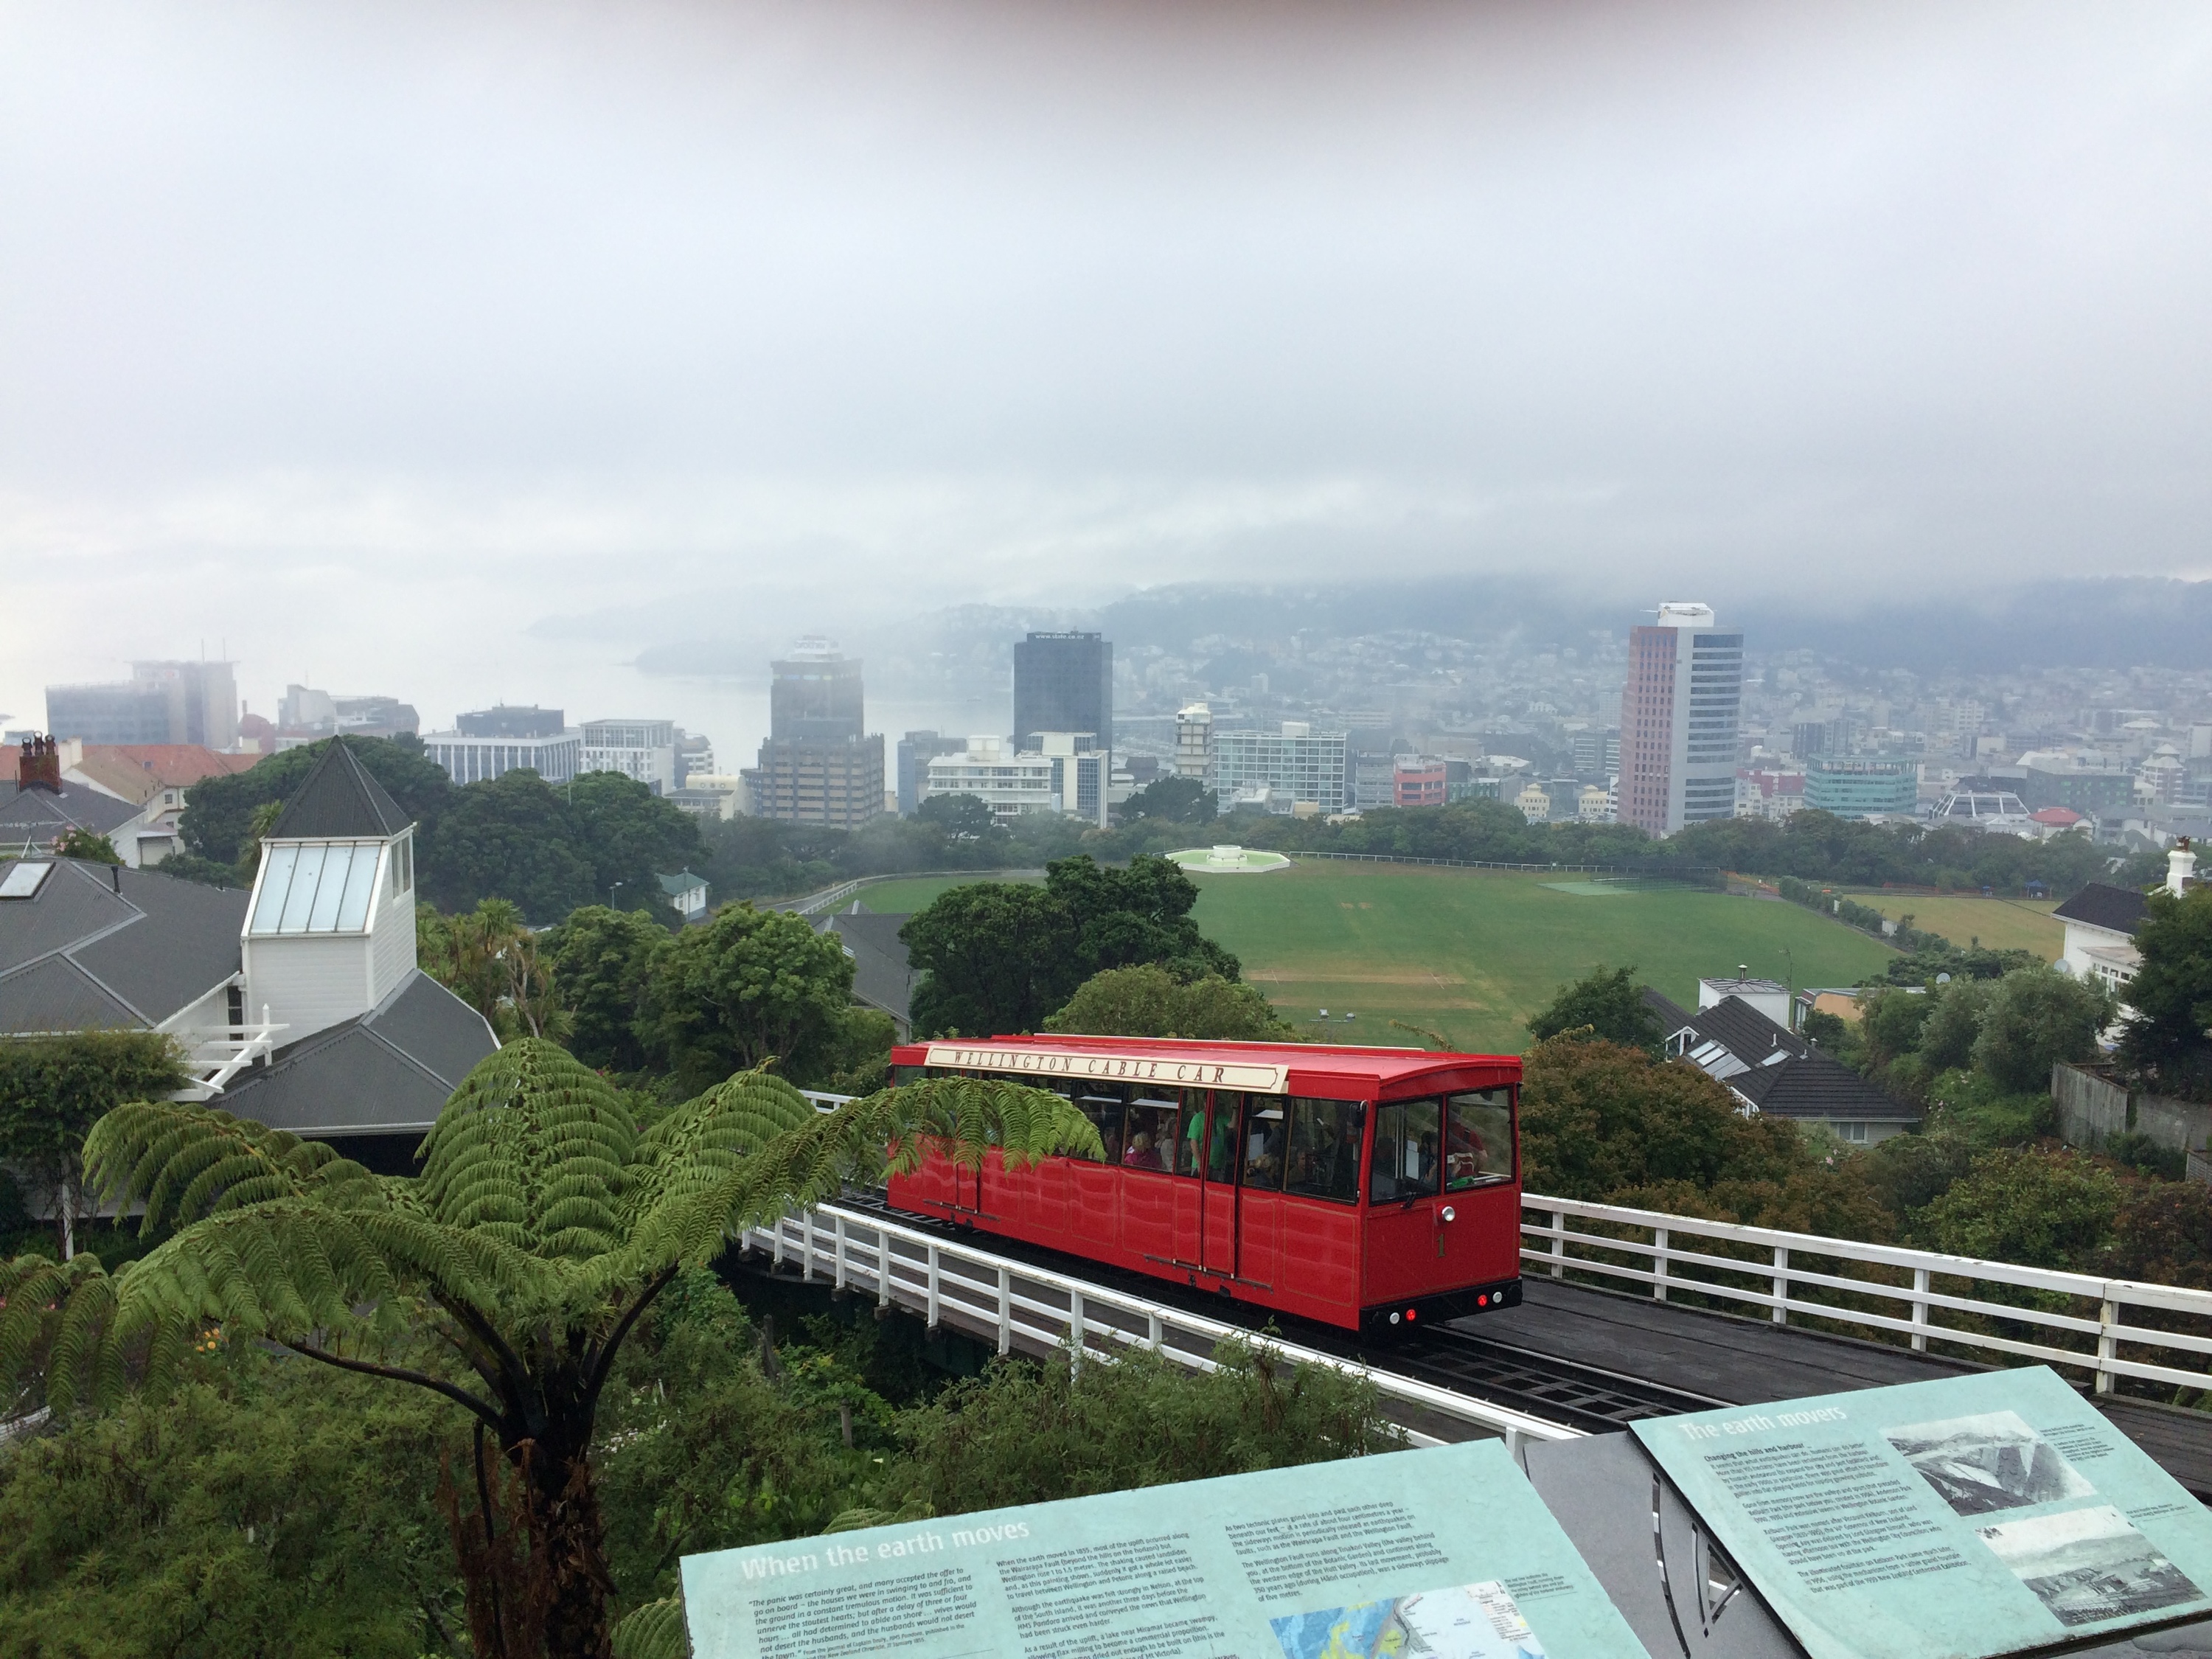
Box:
[1116,776,1217,827]
[0,1032,185,1258]
[1043,964,1298,1040]
[1523,964,1663,1053]
[2117,883,2212,1099]
[0,1042,1097,1658]
[633,905,865,1095]
[901,855,1240,1039]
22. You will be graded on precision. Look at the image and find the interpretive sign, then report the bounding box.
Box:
[679,1439,1650,1659]
[1632,1366,2212,1659]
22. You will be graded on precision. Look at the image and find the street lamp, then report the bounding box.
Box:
[609,880,625,910]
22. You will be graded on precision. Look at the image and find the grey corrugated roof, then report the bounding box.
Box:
[821,908,915,1033]
[2053,883,2150,936]
[0,860,246,1030]
[0,785,139,840]
[268,743,411,840]
[219,968,495,1138]
[1733,1048,1919,1124]
[1640,987,1694,1034]
[0,956,140,1030]
[1686,996,1809,1065]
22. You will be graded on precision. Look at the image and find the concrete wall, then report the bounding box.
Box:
[2053,1062,2212,1157]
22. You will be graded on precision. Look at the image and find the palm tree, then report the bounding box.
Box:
[0,1040,1097,1658]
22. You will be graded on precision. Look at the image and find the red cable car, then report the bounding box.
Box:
[884,1035,1523,1338]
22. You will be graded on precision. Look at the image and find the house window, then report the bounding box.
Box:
[1837,1121,1868,1144]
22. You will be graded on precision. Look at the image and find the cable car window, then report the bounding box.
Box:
[1124,1088,1196,1176]
[1073,1085,1127,1166]
[1204,1092,1242,1183]
[1240,1097,1287,1191]
[1445,1090,1515,1188]
[1368,1097,1441,1203]
[1283,1098,1365,1204]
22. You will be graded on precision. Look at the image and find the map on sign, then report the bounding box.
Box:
[1270,1579,1548,1659]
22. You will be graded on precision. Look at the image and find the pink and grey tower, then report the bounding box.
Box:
[1618,602,1742,837]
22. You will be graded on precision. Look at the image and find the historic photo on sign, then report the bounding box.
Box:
[1976,1506,2205,1629]
[1882,1410,2097,1517]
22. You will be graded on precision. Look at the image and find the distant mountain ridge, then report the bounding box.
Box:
[625,575,2211,683]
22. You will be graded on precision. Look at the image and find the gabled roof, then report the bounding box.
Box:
[1641,987,1694,1034]
[657,870,706,896]
[0,783,140,841]
[2053,883,2149,937]
[1688,995,1809,1065]
[1731,1048,1919,1123]
[218,970,497,1138]
[0,858,248,1030]
[268,742,411,841]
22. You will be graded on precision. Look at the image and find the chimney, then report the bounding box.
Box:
[2171,837,2197,898]
[17,735,62,794]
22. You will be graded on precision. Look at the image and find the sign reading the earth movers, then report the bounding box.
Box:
[1633,1366,2212,1659]
[679,1439,1648,1659]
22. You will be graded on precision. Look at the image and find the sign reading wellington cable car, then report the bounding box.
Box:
[922,1040,1292,1093]
[1632,1367,2212,1659]
[679,1440,1650,1659]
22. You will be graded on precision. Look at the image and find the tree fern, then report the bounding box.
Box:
[0,1037,1095,1659]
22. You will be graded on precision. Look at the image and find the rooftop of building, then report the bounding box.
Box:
[268,742,413,841]
[2053,882,2152,936]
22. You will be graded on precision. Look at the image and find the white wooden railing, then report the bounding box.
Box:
[743,1200,1579,1454]
[1522,1194,2212,1399]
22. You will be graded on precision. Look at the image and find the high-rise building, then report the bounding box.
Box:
[1617,603,1743,836]
[1803,757,1917,819]
[771,639,866,742]
[1174,703,1214,781]
[1013,633,1111,767]
[897,731,965,815]
[47,660,239,749]
[1214,723,1349,815]
[746,640,883,828]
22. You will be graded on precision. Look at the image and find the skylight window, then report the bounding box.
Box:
[249,843,383,935]
[0,862,53,900]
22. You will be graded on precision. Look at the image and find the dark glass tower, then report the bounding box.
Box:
[1012,632,1111,759]
[771,640,866,742]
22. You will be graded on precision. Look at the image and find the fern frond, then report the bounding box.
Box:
[417,1040,638,1260]
[85,1101,378,1234]
[611,1595,690,1659]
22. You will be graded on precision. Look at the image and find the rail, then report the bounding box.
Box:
[1522,1194,2212,1398]
[743,1200,1579,1455]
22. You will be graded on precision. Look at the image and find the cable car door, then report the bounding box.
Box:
[1365,1096,1444,1307]
[1200,1091,1240,1278]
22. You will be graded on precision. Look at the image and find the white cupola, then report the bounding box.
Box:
[240,742,420,1045]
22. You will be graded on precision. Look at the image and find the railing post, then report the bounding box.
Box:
[925,1244,941,1332]
[2097,1293,2119,1395]
[1652,1228,1669,1304]
[1148,1312,1164,1352]
[1911,1267,1931,1352]
[1070,1290,1085,1377]
[772,1217,785,1270]
[1770,1245,1789,1325]
[832,1213,847,1293]
[997,1266,1013,1356]
[877,1226,892,1308]
[801,1211,815,1282]
[1551,1207,1566,1279]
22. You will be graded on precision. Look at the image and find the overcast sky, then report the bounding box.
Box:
[4,1,2210,731]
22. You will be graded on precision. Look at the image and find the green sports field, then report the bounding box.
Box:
[1186,862,1899,1054]
[1838,894,2062,961]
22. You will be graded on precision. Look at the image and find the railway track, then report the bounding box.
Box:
[762,1193,1722,1436]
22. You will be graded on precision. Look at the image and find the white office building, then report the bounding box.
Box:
[581,719,678,795]
[420,729,582,785]
[920,734,1110,824]
[1214,723,1349,816]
